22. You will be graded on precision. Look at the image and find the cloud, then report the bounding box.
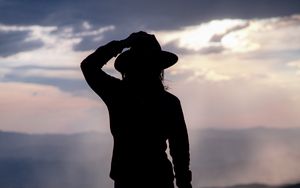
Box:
[0,22,115,57]
[154,19,252,54]
[156,14,300,130]
[3,73,86,94]
[0,24,58,56]
[156,14,300,55]
[1,0,300,31]
[0,22,122,97]
[0,30,43,56]
[71,25,115,51]
[162,40,226,56]
[209,22,250,43]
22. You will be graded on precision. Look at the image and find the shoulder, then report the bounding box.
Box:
[162,91,181,106]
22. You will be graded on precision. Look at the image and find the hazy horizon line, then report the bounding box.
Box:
[1,126,300,135]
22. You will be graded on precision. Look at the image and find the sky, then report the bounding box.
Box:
[1,0,300,134]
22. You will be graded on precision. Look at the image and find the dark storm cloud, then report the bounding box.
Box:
[0,30,43,56]
[1,0,300,31]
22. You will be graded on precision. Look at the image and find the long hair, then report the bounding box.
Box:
[121,70,168,90]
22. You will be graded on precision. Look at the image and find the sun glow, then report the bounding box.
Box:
[178,19,246,50]
[156,19,249,52]
[221,26,260,52]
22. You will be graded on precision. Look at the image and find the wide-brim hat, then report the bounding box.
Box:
[114,34,178,73]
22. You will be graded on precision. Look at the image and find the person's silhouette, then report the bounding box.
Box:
[81,31,192,188]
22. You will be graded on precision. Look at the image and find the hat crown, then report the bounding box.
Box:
[130,34,162,52]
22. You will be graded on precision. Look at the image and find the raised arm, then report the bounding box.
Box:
[80,40,125,104]
[168,99,192,188]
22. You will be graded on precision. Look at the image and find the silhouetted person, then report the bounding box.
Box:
[81,31,192,188]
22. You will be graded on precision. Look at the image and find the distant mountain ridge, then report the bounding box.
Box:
[0,128,300,188]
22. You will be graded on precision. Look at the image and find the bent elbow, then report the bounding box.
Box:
[80,57,90,72]
[80,60,86,70]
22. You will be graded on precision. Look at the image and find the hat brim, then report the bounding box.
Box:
[114,50,178,73]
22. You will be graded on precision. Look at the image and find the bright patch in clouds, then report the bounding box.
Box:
[156,19,250,52]
[157,15,300,54]
[156,15,300,84]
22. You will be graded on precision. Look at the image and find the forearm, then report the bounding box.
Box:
[81,41,124,71]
